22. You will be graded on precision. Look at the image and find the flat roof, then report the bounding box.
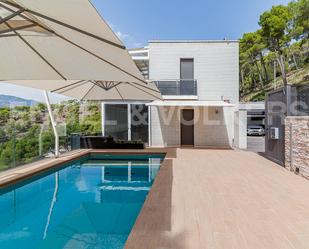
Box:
[149,39,239,44]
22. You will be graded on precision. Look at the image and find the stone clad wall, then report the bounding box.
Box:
[285,116,309,179]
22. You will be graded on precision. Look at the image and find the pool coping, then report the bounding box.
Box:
[0,148,177,189]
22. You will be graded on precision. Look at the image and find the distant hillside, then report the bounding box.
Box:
[241,65,309,102]
[0,95,38,108]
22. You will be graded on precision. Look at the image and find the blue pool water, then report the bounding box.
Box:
[0,154,164,249]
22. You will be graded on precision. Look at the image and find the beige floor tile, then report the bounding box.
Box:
[125,149,309,249]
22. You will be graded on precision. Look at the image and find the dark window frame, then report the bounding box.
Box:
[180,58,194,80]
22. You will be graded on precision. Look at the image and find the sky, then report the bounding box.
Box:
[95,0,291,48]
[0,0,291,103]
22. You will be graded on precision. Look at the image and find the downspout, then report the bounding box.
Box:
[44,90,59,158]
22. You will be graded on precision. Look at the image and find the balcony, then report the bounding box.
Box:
[153,79,197,99]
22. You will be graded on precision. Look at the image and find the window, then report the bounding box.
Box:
[103,103,149,143]
[104,104,128,140]
[180,58,194,80]
[180,59,195,95]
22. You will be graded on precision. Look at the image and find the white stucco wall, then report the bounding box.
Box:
[149,41,239,105]
[149,106,234,148]
[149,106,180,147]
[194,107,235,147]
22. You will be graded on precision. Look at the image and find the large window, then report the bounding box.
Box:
[104,104,128,140]
[103,103,149,143]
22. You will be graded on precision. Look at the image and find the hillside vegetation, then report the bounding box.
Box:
[240,0,309,101]
[0,101,101,171]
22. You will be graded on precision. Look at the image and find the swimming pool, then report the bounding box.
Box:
[0,154,165,249]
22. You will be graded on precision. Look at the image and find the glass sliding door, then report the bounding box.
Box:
[131,104,149,143]
[103,103,149,143]
[104,104,128,140]
[180,58,195,95]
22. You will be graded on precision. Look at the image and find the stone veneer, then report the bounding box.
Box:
[285,116,309,179]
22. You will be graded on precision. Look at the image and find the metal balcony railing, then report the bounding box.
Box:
[154,79,197,96]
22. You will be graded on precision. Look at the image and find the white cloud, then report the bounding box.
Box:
[107,20,144,48]
[115,31,129,40]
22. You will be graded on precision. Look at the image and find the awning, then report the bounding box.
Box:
[146,100,235,107]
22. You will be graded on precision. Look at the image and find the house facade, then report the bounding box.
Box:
[101,40,246,149]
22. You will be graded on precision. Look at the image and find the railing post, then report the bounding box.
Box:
[44,90,59,158]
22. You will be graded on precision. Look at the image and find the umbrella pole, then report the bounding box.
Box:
[43,90,59,158]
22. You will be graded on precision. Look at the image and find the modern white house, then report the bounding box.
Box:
[101,40,247,149]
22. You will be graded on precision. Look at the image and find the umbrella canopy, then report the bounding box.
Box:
[0,0,161,101]
[5,79,161,101]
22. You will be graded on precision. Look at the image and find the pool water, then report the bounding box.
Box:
[0,154,164,249]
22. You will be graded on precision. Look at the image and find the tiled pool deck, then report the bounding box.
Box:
[126,149,309,249]
[1,148,309,249]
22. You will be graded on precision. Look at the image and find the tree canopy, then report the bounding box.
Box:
[240,0,309,100]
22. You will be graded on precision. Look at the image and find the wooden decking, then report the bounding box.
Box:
[125,149,309,249]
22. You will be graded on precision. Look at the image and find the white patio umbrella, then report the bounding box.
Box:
[0,0,161,156]
[6,79,161,101]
